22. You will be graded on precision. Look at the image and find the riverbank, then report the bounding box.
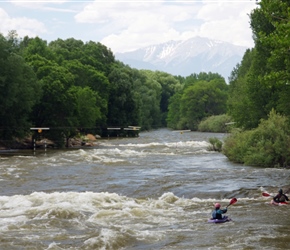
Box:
[0,134,99,150]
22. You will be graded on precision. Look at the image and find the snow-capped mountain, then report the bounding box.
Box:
[115,36,248,81]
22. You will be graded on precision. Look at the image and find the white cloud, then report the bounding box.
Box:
[0,8,9,20]
[74,0,257,52]
[1,0,258,52]
[0,8,46,38]
[10,0,68,7]
[10,0,76,13]
[75,1,201,52]
[196,2,256,47]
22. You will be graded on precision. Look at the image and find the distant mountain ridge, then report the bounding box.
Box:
[115,36,248,81]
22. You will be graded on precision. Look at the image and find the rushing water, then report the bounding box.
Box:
[0,129,290,250]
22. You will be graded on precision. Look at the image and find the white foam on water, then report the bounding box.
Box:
[46,242,63,250]
[0,191,212,225]
[28,139,213,167]
[119,142,163,148]
[0,189,286,249]
[166,140,211,148]
[118,140,211,149]
[0,191,195,248]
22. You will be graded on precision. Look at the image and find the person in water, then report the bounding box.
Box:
[273,189,289,203]
[212,203,227,220]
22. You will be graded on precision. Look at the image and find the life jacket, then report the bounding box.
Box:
[212,209,222,219]
[274,194,286,202]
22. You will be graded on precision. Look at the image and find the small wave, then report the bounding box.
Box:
[166,141,211,148]
[118,140,211,149]
[119,142,163,148]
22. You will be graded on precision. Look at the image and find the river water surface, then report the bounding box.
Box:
[0,129,289,250]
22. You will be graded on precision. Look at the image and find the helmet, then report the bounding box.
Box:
[215,203,221,208]
[279,189,283,194]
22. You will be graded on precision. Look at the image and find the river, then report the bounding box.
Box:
[0,129,289,250]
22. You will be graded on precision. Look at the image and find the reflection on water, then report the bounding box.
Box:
[0,129,290,249]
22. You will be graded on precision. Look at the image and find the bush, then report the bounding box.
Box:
[208,137,223,152]
[223,109,290,167]
[198,114,233,133]
[222,129,253,163]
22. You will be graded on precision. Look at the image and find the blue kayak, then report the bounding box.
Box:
[208,216,231,223]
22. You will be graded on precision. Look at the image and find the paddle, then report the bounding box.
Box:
[262,189,290,198]
[262,192,273,197]
[226,198,237,208]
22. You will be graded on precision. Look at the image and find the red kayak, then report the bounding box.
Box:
[270,200,289,206]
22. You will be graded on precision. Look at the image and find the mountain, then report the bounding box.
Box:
[115,36,248,81]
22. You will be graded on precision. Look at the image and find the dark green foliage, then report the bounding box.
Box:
[183,72,225,89]
[0,33,40,141]
[154,71,182,126]
[133,69,162,130]
[107,63,138,127]
[144,71,181,127]
[24,37,114,142]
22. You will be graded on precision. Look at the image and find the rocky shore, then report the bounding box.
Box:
[0,134,100,150]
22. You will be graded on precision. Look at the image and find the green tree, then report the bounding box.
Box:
[0,33,40,141]
[183,72,224,89]
[63,60,110,125]
[30,63,77,146]
[69,86,101,128]
[252,0,290,87]
[167,93,182,129]
[137,70,162,129]
[167,73,228,130]
[107,63,139,127]
[227,49,260,129]
[228,0,290,129]
[49,38,115,76]
[180,80,227,130]
[49,38,114,128]
[152,71,182,126]
[82,41,115,76]
[22,36,55,61]
[48,38,84,62]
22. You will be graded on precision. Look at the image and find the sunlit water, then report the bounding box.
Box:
[0,129,289,250]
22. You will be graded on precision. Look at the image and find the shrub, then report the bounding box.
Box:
[198,114,233,133]
[208,137,223,152]
[223,110,290,167]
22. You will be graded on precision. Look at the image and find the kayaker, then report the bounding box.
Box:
[211,203,227,220]
[273,189,289,203]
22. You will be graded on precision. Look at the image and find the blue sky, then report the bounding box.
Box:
[0,0,258,53]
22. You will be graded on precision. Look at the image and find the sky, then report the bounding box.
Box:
[0,0,259,53]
